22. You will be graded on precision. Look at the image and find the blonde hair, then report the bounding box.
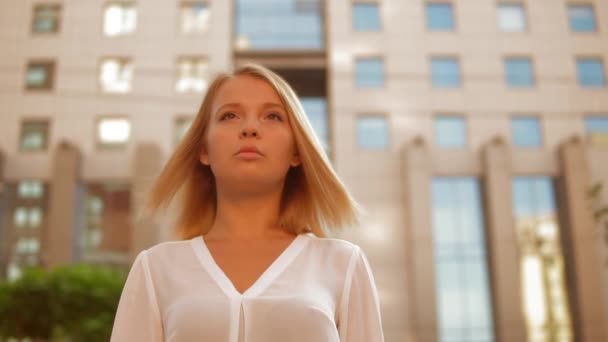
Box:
[145,63,366,239]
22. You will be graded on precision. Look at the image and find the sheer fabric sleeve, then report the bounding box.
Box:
[337,245,385,342]
[110,250,164,342]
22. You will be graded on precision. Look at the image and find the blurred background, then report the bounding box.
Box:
[1,0,608,341]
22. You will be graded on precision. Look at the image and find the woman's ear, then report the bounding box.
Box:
[200,147,209,165]
[290,152,301,167]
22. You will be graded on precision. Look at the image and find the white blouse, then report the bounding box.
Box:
[110,232,385,342]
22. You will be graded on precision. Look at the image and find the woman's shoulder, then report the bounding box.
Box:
[302,232,360,258]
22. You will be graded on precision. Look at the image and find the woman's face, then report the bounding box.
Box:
[200,74,300,191]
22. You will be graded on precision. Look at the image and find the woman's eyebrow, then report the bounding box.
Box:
[215,102,285,113]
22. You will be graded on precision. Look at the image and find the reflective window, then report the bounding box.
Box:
[431,178,494,342]
[176,57,208,93]
[100,58,133,93]
[435,115,466,148]
[568,4,596,32]
[25,61,55,90]
[585,115,608,146]
[20,120,49,152]
[512,177,573,341]
[431,57,460,87]
[97,117,131,149]
[300,97,329,154]
[505,57,534,87]
[235,0,323,50]
[82,183,132,253]
[18,181,44,198]
[104,2,136,36]
[512,116,542,147]
[180,2,210,34]
[576,58,605,87]
[355,57,384,88]
[174,116,194,145]
[32,4,61,33]
[357,115,388,150]
[426,3,454,31]
[497,3,526,32]
[15,238,40,254]
[353,3,380,31]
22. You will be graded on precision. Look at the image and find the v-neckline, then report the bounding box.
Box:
[190,233,308,298]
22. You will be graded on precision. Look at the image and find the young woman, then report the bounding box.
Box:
[110,63,385,342]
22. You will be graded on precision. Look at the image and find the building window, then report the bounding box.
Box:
[585,115,608,146]
[356,115,388,150]
[426,3,454,31]
[505,57,534,87]
[435,115,466,148]
[431,178,495,342]
[174,116,194,145]
[576,58,605,87]
[512,116,542,147]
[180,2,210,34]
[352,3,380,31]
[25,61,55,90]
[82,183,132,254]
[100,58,133,93]
[176,57,208,93]
[497,3,526,32]
[104,2,136,36]
[568,4,596,32]
[300,97,330,154]
[13,207,43,229]
[355,57,384,88]
[96,117,131,149]
[512,177,573,341]
[19,120,49,152]
[234,0,323,50]
[431,57,460,88]
[32,4,61,34]
[17,181,45,199]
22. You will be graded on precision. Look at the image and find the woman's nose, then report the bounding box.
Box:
[240,116,260,138]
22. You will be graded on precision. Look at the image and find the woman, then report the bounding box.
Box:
[110,63,385,342]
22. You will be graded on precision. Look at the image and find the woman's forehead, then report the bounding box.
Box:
[213,74,282,106]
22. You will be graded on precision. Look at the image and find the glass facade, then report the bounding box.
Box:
[431,177,494,342]
[100,58,133,93]
[568,4,596,32]
[585,115,608,146]
[235,0,323,50]
[353,3,381,31]
[81,183,132,258]
[426,3,454,31]
[512,116,542,147]
[497,3,526,32]
[355,57,384,87]
[25,61,54,90]
[435,115,466,148]
[576,58,605,87]
[300,97,329,154]
[431,57,460,87]
[512,177,573,342]
[20,120,49,152]
[5,181,47,281]
[32,4,61,33]
[104,2,136,36]
[357,115,388,150]
[505,58,534,87]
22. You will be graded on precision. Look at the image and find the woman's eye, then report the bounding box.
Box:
[267,113,283,121]
[220,112,236,120]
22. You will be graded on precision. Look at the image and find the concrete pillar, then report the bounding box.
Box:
[45,141,81,267]
[558,136,607,342]
[131,143,163,260]
[481,136,527,342]
[401,137,437,342]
